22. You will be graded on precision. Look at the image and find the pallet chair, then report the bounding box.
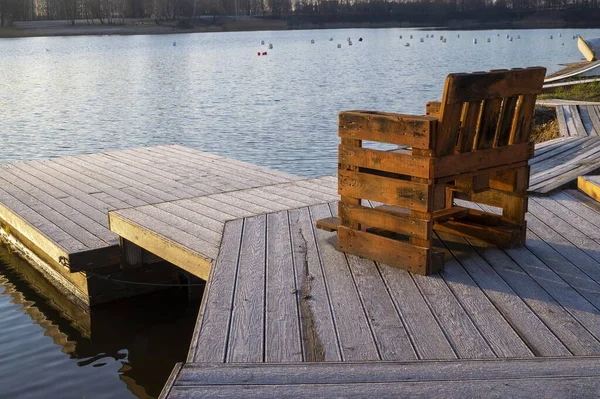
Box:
[317,67,547,275]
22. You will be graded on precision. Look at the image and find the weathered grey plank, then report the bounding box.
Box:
[571,105,588,136]
[171,145,299,182]
[531,156,600,193]
[525,202,600,288]
[590,105,600,134]
[0,187,87,253]
[153,202,225,234]
[43,158,147,206]
[434,234,533,358]
[330,200,416,361]
[288,207,341,362]
[580,106,599,136]
[168,377,600,398]
[115,207,219,260]
[192,219,243,362]
[134,205,221,246]
[0,173,109,248]
[412,271,496,359]
[80,153,183,201]
[154,146,285,186]
[377,260,456,360]
[554,105,569,137]
[310,203,380,361]
[245,187,308,209]
[209,193,273,215]
[227,214,266,362]
[191,197,253,219]
[529,137,600,176]
[531,195,600,239]
[226,190,288,212]
[115,147,249,193]
[59,156,164,203]
[438,231,567,357]
[96,153,205,198]
[265,211,302,362]
[260,184,322,205]
[4,163,119,224]
[174,198,238,223]
[529,136,588,165]
[469,235,600,355]
[561,189,600,227]
[563,104,577,136]
[283,184,337,202]
[176,357,600,386]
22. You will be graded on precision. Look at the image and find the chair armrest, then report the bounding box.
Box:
[339,111,437,150]
[426,101,441,117]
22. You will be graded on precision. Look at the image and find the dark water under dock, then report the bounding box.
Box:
[0,244,201,399]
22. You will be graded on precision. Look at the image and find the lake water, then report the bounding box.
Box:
[1,27,600,398]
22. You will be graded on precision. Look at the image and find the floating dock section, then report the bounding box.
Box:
[0,145,301,306]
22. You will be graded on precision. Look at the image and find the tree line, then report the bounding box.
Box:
[1,0,600,27]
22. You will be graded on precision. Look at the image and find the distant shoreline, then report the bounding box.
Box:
[1,17,600,39]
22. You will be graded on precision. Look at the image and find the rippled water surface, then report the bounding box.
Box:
[2,28,600,173]
[1,27,600,399]
[0,246,200,399]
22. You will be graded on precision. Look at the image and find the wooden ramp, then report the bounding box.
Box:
[164,357,600,398]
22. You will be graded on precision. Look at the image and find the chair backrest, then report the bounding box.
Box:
[434,67,547,157]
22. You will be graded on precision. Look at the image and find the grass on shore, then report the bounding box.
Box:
[532,106,560,144]
[539,81,600,102]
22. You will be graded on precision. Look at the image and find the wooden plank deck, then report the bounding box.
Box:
[529,135,600,193]
[554,104,600,137]
[165,357,600,398]
[0,145,300,273]
[148,181,600,397]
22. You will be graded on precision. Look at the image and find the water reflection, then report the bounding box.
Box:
[0,245,201,399]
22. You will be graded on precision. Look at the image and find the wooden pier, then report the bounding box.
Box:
[3,139,600,396]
